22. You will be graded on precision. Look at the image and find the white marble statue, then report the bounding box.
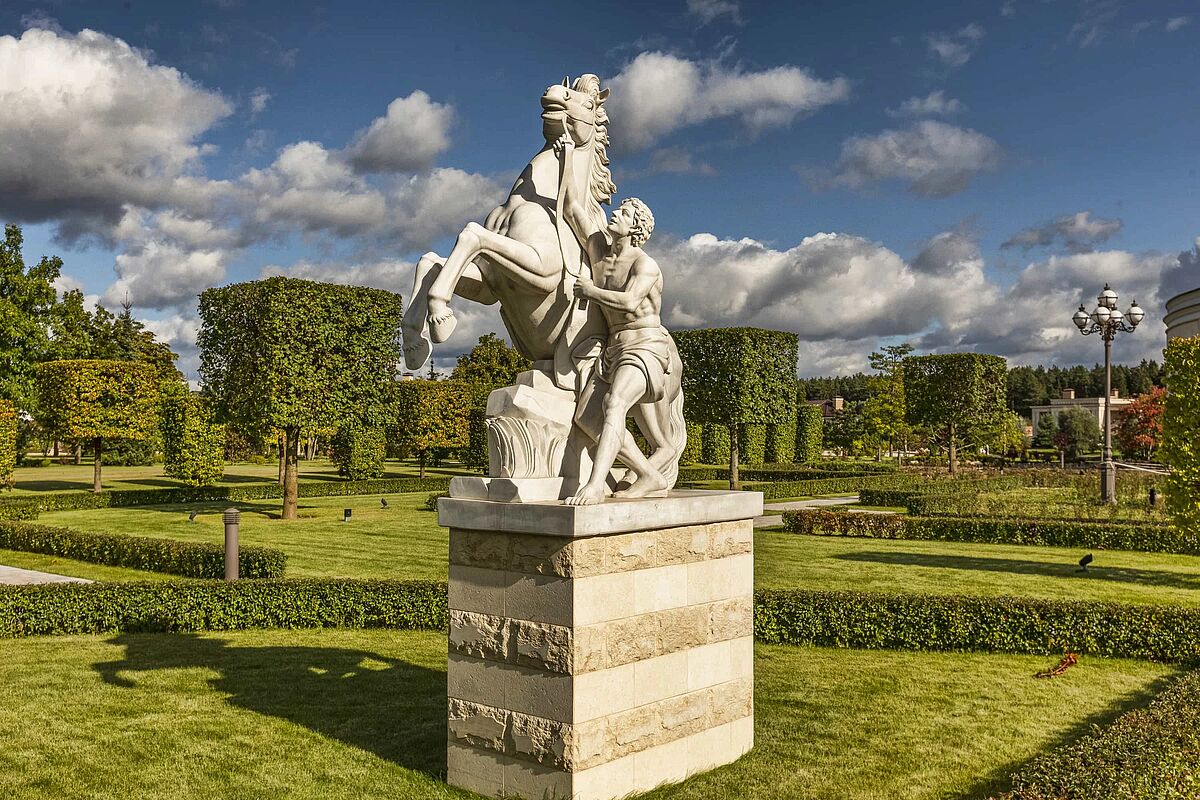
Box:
[403,74,686,502]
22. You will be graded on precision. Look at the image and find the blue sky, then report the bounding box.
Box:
[1,0,1196,377]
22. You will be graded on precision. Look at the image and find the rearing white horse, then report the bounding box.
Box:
[401,74,614,376]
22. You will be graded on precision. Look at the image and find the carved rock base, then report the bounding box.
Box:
[440,490,762,800]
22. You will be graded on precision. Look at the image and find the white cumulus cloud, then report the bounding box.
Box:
[346,90,455,174]
[925,23,985,67]
[829,120,1002,197]
[887,90,966,117]
[1002,211,1123,253]
[606,52,851,151]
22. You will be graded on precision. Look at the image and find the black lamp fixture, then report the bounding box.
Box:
[343,508,352,523]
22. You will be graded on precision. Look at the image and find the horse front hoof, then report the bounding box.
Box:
[429,309,457,343]
[402,338,432,371]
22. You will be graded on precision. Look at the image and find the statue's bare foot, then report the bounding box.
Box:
[566,484,605,506]
[428,300,457,343]
[613,470,668,498]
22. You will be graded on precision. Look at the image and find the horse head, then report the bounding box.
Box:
[542,74,610,149]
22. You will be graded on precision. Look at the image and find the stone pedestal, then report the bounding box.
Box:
[441,490,761,800]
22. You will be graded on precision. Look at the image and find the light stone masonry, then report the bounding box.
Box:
[444,490,761,800]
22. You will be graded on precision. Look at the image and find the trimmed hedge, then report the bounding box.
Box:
[330,424,387,480]
[0,399,15,489]
[0,499,40,521]
[754,588,1200,663]
[795,404,823,463]
[738,424,767,465]
[700,423,730,465]
[747,473,912,500]
[764,421,795,464]
[0,521,286,579]
[993,670,1200,799]
[0,475,453,518]
[781,509,1199,555]
[0,578,446,637]
[679,420,703,466]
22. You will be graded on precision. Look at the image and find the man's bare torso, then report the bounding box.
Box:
[588,232,662,331]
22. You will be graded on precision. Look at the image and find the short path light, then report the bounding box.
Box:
[1072,283,1143,503]
[343,508,352,523]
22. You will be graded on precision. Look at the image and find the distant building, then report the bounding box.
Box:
[1030,388,1133,432]
[1165,287,1200,340]
[808,396,844,418]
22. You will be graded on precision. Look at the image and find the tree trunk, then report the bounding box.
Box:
[1059,450,1065,470]
[419,451,427,479]
[728,424,740,491]
[74,443,82,465]
[92,437,103,493]
[282,427,300,520]
[277,434,285,486]
[947,422,958,475]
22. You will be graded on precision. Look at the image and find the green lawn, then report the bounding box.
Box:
[26,497,1200,606]
[0,629,1176,800]
[9,458,471,494]
[0,548,174,582]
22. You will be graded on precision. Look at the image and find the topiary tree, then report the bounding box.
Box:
[331,423,387,480]
[903,353,1007,473]
[675,328,798,489]
[392,379,472,478]
[35,360,159,492]
[160,387,226,487]
[679,420,703,465]
[450,333,531,386]
[764,420,796,464]
[0,399,16,489]
[795,404,824,463]
[198,277,403,519]
[1163,337,1200,534]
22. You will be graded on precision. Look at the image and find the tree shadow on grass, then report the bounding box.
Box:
[956,670,1180,799]
[93,633,448,778]
[836,551,1200,591]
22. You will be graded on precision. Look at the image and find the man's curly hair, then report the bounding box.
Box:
[620,197,655,247]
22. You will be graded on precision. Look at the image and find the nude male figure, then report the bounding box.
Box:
[554,133,679,505]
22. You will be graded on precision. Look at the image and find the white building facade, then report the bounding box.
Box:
[1030,388,1133,432]
[1165,287,1200,340]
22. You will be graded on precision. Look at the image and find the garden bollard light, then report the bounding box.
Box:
[223,508,239,581]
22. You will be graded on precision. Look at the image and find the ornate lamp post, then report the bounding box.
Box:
[1072,283,1144,503]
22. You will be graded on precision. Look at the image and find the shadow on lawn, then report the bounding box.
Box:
[957,671,1179,799]
[93,633,448,777]
[837,551,1200,591]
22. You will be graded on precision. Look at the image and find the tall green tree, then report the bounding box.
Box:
[675,328,798,489]
[0,224,60,411]
[863,342,913,460]
[35,360,159,492]
[198,277,403,519]
[392,379,473,477]
[1058,408,1100,461]
[451,333,531,386]
[1032,412,1058,449]
[160,387,226,487]
[903,353,1007,473]
[0,400,16,489]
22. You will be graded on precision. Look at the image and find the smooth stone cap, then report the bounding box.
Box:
[438,489,764,537]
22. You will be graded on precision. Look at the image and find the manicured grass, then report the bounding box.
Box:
[31,498,1200,606]
[0,548,173,582]
[0,629,1176,800]
[9,458,472,494]
[757,532,1200,607]
[38,492,450,581]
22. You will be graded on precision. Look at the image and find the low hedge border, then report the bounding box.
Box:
[754,588,1200,663]
[0,578,447,637]
[780,509,1200,555]
[746,473,915,500]
[991,669,1200,799]
[0,499,40,521]
[0,521,287,579]
[0,475,453,518]
[677,462,898,483]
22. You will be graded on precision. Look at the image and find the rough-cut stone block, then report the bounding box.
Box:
[449,529,510,569]
[655,606,709,657]
[708,519,754,558]
[448,609,510,661]
[710,595,754,642]
[606,531,656,570]
[606,614,658,667]
[511,619,572,673]
[656,523,711,565]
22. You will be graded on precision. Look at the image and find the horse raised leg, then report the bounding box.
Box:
[426,220,560,343]
[402,251,498,371]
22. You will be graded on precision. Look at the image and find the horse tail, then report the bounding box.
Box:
[661,386,687,488]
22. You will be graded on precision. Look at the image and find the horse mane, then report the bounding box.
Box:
[572,74,616,213]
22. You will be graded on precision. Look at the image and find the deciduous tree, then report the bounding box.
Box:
[903,353,1007,473]
[198,277,403,518]
[675,328,798,489]
[35,359,159,492]
[392,379,472,477]
[1115,386,1166,460]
